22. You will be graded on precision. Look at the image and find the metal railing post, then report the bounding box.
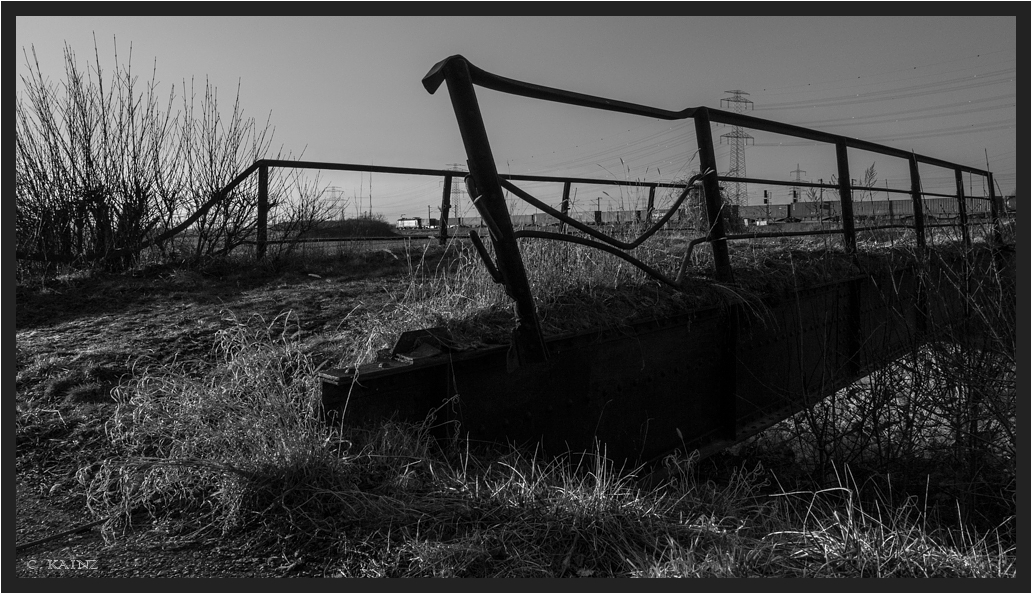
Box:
[835,141,857,255]
[955,169,971,249]
[560,181,571,234]
[646,185,656,224]
[694,108,733,282]
[425,57,548,366]
[908,154,926,251]
[257,164,269,260]
[987,172,1002,245]
[692,115,737,442]
[439,174,452,245]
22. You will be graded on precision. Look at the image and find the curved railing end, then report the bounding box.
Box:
[422,54,468,94]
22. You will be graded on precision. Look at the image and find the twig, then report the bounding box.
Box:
[15,517,110,553]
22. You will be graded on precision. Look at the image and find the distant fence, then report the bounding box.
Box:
[738,196,995,222]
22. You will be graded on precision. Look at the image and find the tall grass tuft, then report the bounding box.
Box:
[745,237,1016,541]
[85,310,351,539]
[759,465,1015,577]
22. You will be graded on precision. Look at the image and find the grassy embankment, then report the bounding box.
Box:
[15,221,1016,577]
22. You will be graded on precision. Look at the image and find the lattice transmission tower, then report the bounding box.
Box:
[790,164,806,203]
[446,163,467,223]
[326,185,346,221]
[720,90,754,206]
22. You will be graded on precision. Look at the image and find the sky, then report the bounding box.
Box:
[15,14,1022,223]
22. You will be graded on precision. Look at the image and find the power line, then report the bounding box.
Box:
[753,118,1015,147]
[756,49,1016,94]
[757,69,1015,111]
[799,94,1015,127]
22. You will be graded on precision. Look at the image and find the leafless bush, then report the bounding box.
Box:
[260,170,337,261]
[16,37,328,271]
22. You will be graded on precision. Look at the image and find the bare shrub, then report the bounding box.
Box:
[16,37,329,271]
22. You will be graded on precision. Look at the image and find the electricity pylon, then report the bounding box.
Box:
[720,90,754,206]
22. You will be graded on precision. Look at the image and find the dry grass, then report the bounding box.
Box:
[80,333,1017,577]
[17,221,1017,578]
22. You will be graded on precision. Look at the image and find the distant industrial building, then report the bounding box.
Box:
[396,217,423,229]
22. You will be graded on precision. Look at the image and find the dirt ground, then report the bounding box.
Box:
[14,254,421,579]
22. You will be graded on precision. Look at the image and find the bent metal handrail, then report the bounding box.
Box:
[422,54,1004,368]
[475,169,713,291]
[422,55,997,176]
[495,172,710,251]
[466,171,711,291]
[223,158,694,254]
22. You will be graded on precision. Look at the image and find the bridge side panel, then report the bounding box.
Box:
[733,269,922,440]
[734,280,853,434]
[322,270,932,464]
[445,308,736,464]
